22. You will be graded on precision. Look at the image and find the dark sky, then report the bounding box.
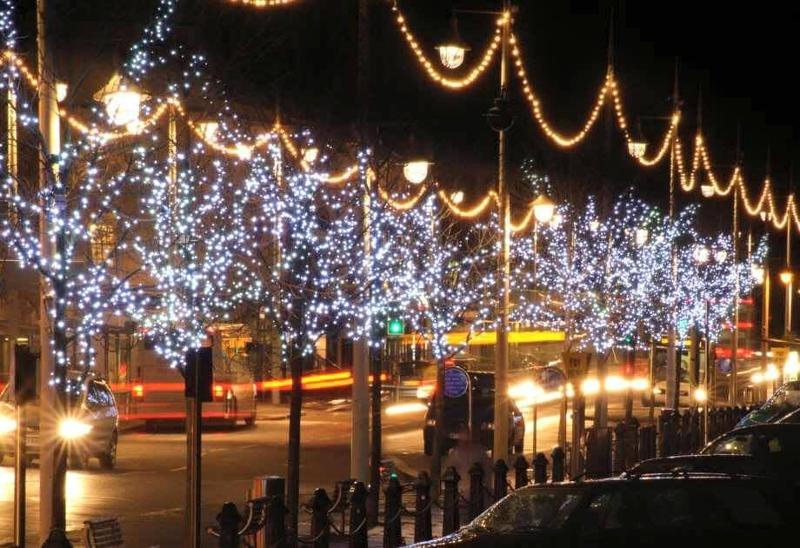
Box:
[16,1,800,232]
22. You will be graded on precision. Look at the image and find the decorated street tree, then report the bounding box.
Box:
[398,193,497,488]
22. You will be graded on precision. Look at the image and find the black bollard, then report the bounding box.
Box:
[533,452,548,484]
[493,459,509,500]
[442,467,461,536]
[413,472,432,543]
[41,528,73,548]
[513,455,529,488]
[265,494,287,548]
[348,481,368,548]
[551,447,565,482]
[310,488,332,548]
[383,476,402,548]
[217,502,241,548]
[468,462,485,521]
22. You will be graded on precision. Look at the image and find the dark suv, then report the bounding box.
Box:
[423,370,524,455]
[0,373,120,469]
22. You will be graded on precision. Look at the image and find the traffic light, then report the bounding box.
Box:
[387,318,404,336]
[184,347,213,402]
[14,345,37,405]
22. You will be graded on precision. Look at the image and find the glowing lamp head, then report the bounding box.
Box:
[780,270,794,285]
[436,44,467,69]
[693,245,710,264]
[635,228,649,246]
[627,140,647,159]
[94,73,147,127]
[700,184,715,198]
[751,264,765,284]
[56,81,68,103]
[532,194,555,224]
[302,146,319,164]
[58,418,92,440]
[713,249,728,263]
[197,121,219,143]
[403,160,430,185]
[450,190,465,204]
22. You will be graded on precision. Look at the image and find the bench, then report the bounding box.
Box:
[84,517,124,547]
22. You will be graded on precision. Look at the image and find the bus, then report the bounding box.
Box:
[119,324,257,429]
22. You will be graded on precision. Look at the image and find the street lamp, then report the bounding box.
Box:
[627,139,647,159]
[780,270,794,285]
[197,121,219,143]
[403,160,431,185]
[437,14,470,70]
[532,194,555,224]
[693,245,710,264]
[93,73,146,127]
[55,81,68,103]
[302,146,319,165]
[635,227,649,247]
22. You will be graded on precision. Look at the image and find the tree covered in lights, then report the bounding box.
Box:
[398,193,497,485]
[0,4,148,389]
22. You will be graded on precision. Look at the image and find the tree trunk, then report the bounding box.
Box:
[429,356,446,496]
[368,342,382,523]
[286,349,303,541]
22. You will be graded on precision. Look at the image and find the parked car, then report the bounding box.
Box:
[410,474,797,547]
[423,371,524,456]
[736,381,800,428]
[0,372,120,469]
[627,454,771,477]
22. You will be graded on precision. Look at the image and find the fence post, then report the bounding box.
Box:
[442,467,460,536]
[348,481,368,548]
[468,462,485,521]
[513,455,529,488]
[551,447,565,482]
[493,459,509,500]
[658,409,673,457]
[217,502,241,548]
[708,407,718,439]
[310,488,332,548]
[586,427,612,478]
[680,410,692,454]
[413,471,432,543]
[383,476,402,548]
[638,425,655,461]
[613,422,626,474]
[533,452,548,484]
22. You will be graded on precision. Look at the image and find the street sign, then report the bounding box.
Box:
[443,366,469,398]
[562,351,591,381]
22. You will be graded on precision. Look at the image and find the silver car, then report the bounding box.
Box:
[0,373,119,470]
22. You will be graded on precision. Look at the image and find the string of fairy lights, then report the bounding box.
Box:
[0,0,780,373]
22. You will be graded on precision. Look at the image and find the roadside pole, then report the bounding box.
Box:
[37,0,66,539]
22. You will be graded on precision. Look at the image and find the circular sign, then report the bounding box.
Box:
[443,366,470,399]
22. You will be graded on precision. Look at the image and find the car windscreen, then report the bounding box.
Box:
[748,382,800,422]
[470,488,584,533]
[704,429,800,467]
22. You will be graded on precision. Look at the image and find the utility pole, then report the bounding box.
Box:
[665,61,680,411]
[492,0,512,465]
[37,0,66,540]
[351,0,370,486]
[729,129,742,405]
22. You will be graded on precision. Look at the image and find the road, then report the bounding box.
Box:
[0,396,654,546]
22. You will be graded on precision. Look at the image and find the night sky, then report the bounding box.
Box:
[14,1,800,239]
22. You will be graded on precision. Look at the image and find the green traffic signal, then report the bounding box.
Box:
[387,318,404,336]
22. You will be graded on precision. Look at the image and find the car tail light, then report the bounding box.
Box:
[133,384,144,400]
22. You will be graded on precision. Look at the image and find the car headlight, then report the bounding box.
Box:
[0,416,16,434]
[58,419,92,440]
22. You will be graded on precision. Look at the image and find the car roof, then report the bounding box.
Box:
[718,423,800,435]
[513,473,771,492]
